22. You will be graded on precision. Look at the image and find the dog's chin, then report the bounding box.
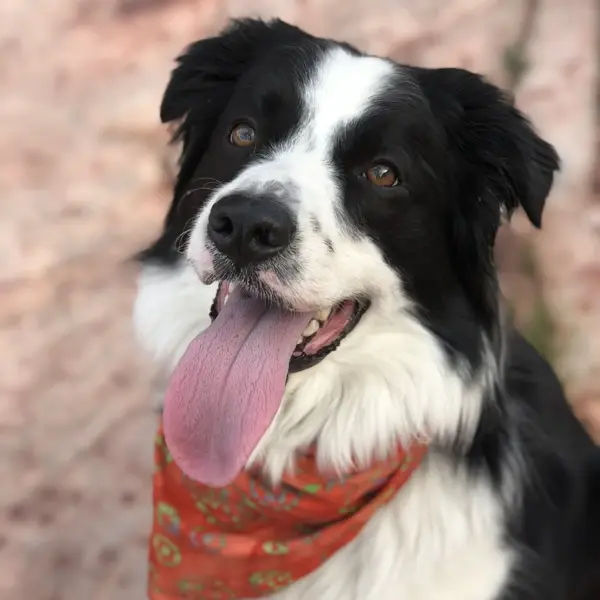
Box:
[209,280,370,374]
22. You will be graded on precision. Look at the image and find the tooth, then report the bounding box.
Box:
[297,336,304,346]
[316,308,331,322]
[303,319,320,337]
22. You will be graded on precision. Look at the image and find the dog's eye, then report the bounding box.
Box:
[229,123,256,148]
[363,163,399,188]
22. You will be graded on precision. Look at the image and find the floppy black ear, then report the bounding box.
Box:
[160,18,307,125]
[417,67,560,231]
[415,68,559,332]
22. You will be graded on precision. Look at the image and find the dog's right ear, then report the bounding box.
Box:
[161,18,305,123]
[162,18,308,132]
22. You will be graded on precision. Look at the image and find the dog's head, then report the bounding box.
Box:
[139,19,559,485]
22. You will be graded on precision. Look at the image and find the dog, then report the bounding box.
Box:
[133,18,600,600]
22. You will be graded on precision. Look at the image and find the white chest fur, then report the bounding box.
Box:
[134,265,513,600]
[258,454,512,600]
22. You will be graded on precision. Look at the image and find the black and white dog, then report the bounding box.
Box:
[134,18,600,600]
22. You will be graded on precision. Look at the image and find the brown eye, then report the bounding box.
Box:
[229,123,256,148]
[364,163,399,187]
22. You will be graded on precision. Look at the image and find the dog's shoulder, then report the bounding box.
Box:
[501,331,600,599]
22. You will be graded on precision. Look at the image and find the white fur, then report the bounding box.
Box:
[266,455,512,600]
[133,262,216,371]
[134,46,513,599]
[133,264,216,411]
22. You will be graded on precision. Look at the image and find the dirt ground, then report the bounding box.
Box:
[1,1,598,599]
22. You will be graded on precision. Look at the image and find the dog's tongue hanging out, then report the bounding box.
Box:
[163,287,313,487]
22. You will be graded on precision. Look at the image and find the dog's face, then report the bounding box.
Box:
[148,19,558,361]
[138,19,559,485]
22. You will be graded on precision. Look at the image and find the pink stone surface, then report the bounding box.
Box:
[1,1,598,599]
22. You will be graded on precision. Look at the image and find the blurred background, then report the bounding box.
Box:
[1,0,599,598]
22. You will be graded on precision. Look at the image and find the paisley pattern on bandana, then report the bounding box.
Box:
[148,423,427,599]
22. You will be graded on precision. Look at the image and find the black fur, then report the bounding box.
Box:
[139,18,600,599]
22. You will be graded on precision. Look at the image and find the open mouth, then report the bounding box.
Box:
[163,278,369,488]
[210,281,369,373]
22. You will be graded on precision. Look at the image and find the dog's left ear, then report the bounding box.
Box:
[415,68,559,330]
[417,67,560,229]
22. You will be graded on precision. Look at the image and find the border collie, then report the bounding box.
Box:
[134,18,600,600]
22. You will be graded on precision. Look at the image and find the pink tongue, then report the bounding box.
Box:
[163,287,313,487]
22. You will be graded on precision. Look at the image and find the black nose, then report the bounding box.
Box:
[207,193,296,267]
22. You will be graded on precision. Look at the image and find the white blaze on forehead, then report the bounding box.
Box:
[301,47,395,155]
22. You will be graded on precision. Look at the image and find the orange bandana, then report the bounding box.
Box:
[148,424,427,599]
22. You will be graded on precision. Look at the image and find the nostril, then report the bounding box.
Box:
[209,213,234,237]
[254,223,287,249]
